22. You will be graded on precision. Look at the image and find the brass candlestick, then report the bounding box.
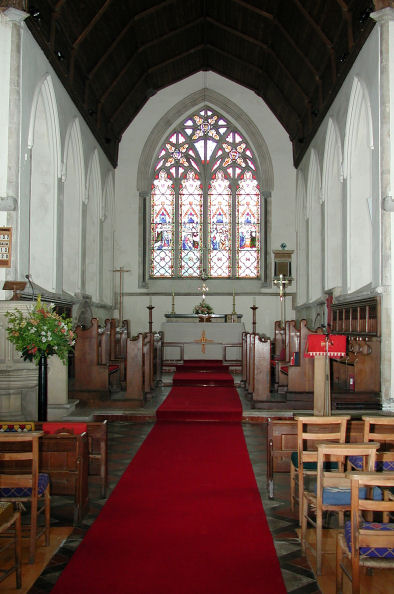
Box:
[147,305,155,333]
[250,305,258,333]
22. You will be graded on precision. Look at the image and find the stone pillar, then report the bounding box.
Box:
[371,7,394,410]
[0,301,78,420]
[0,4,28,293]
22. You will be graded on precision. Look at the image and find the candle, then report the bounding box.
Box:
[253,297,256,306]
[149,296,152,306]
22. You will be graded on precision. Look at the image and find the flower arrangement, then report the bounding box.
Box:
[5,295,76,365]
[193,301,214,315]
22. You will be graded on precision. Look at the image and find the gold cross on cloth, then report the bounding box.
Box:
[193,330,214,354]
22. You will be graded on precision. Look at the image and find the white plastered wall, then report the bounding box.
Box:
[296,27,380,313]
[115,72,297,337]
[9,26,115,314]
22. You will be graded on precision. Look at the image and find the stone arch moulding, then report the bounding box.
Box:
[343,76,374,294]
[322,117,344,292]
[62,117,85,295]
[27,73,62,179]
[103,172,115,222]
[322,117,343,201]
[306,149,321,218]
[85,149,102,300]
[343,75,374,180]
[137,88,274,194]
[62,117,85,191]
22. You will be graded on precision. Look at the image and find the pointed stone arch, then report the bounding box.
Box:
[62,117,85,294]
[322,118,343,292]
[85,149,102,300]
[137,89,274,193]
[102,172,115,304]
[307,150,322,301]
[296,171,307,305]
[344,76,374,292]
[27,74,61,291]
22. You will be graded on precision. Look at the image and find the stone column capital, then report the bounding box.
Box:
[371,6,394,24]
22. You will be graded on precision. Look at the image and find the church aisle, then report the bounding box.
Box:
[26,420,320,594]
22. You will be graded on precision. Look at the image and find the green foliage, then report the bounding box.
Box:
[193,301,214,315]
[5,295,76,365]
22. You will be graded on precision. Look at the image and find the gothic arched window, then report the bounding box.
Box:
[150,108,261,279]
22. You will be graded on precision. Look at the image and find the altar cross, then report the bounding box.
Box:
[193,330,214,354]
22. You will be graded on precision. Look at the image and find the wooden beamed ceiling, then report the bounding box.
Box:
[24,0,379,167]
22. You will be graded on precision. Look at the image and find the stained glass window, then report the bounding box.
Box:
[150,108,261,278]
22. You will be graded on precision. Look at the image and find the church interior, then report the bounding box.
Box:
[1,0,394,592]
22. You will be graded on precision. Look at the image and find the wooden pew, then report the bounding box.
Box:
[74,318,120,392]
[99,319,129,388]
[274,320,319,393]
[287,320,316,392]
[243,332,271,402]
[39,431,89,525]
[124,333,144,402]
[36,420,108,499]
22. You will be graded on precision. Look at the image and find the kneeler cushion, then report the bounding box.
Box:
[344,521,394,558]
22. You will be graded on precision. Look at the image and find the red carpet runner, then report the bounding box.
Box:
[51,362,286,594]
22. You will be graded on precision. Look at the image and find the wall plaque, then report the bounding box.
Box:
[0,227,12,268]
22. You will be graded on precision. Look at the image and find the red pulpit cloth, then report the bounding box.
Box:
[304,334,346,358]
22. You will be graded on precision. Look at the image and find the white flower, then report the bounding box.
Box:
[42,337,47,342]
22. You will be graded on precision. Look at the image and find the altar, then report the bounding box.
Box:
[161,317,245,362]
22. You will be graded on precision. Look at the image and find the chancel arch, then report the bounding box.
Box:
[62,117,84,295]
[27,74,61,292]
[322,118,343,292]
[344,76,374,293]
[138,89,274,287]
[85,149,101,301]
[306,150,322,302]
[296,171,307,305]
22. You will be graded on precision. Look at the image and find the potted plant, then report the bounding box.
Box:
[193,301,214,317]
[5,296,76,420]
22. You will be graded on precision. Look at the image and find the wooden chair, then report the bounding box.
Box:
[0,501,21,588]
[348,416,394,472]
[290,416,350,526]
[336,471,394,594]
[301,441,379,575]
[347,416,394,521]
[0,431,50,563]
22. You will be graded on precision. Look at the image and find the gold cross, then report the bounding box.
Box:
[193,330,214,353]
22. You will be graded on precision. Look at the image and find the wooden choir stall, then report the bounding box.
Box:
[72,318,160,407]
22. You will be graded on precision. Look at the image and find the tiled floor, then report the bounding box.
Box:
[27,378,320,593]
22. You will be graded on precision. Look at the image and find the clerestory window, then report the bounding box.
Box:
[150,108,262,279]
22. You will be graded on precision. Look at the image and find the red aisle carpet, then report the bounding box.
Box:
[51,363,286,594]
[157,385,242,421]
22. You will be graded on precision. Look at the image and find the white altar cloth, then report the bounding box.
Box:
[161,321,244,361]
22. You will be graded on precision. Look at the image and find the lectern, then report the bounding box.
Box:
[305,334,346,415]
[2,281,27,300]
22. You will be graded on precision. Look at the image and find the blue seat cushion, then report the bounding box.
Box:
[348,455,394,471]
[344,521,394,558]
[0,473,49,498]
[320,485,382,506]
[291,451,339,471]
